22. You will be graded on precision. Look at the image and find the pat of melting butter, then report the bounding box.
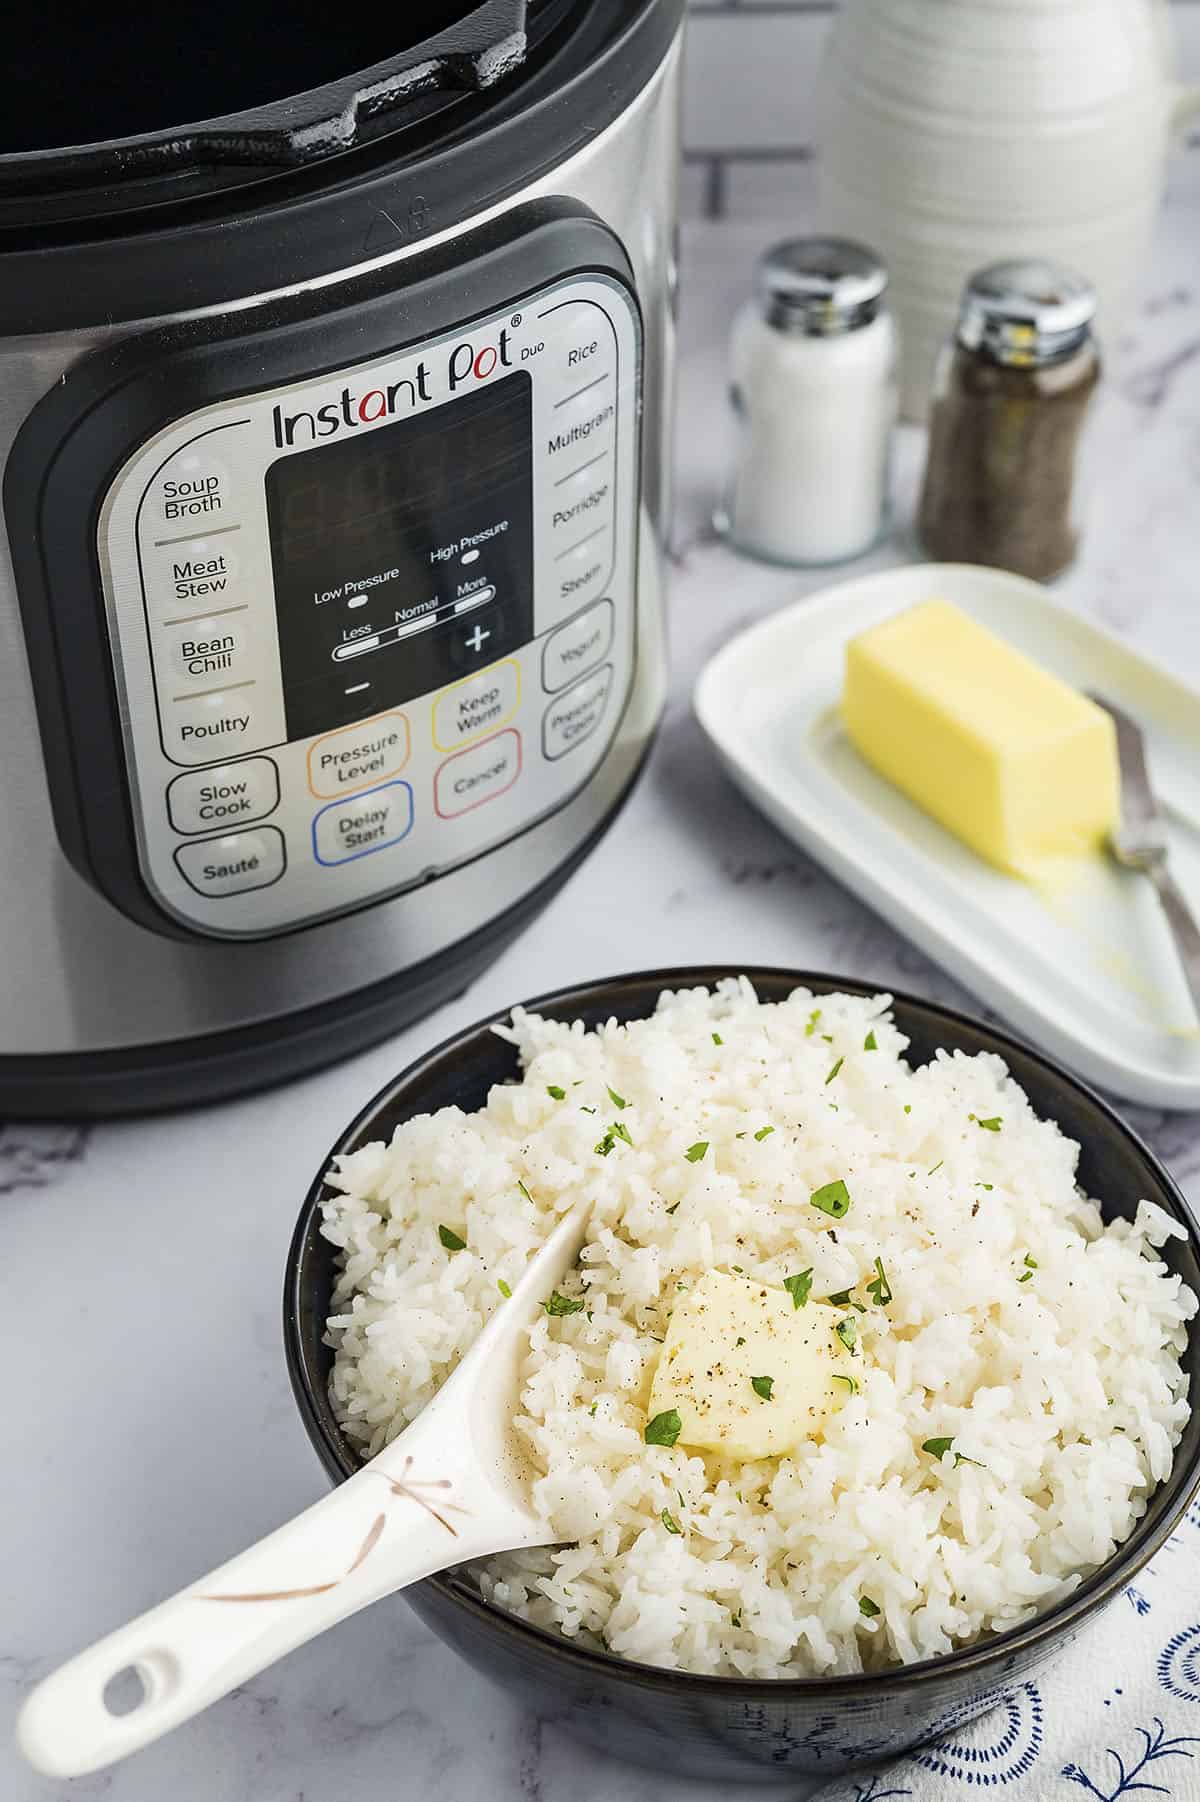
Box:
[647,1270,850,1459]
[843,600,1119,878]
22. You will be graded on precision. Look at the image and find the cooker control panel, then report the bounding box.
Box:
[93,272,641,937]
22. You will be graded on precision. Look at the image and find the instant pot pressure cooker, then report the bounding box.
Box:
[0,0,682,1114]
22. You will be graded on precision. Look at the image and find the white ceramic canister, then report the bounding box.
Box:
[716,238,897,568]
[816,0,1200,420]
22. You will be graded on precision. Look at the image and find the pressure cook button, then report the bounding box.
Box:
[435,729,522,819]
[542,600,614,694]
[433,660,520,752]
[312,781,414,865]
[173,826,286,898]
[164,616,250,685]
[542,664,614,761]
[165,686,265,764]
[144,452,234,538]
[166,757,280,835]
[307,712,410,799]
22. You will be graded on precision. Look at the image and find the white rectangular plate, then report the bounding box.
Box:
[694,562,1200,1109]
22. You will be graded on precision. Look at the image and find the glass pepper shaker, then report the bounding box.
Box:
[715,237,897,567]
[917,260,1101,582]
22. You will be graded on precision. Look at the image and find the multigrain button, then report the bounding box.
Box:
[173,826,286,897]
[165,685,264,764]
[433,660,520,751]
[166,758,279,835]
[545,386,616,466]
[435,729,522,819]
[542,600,614,694]
[308,711,410,798]
[542,663,613,760]
[312,781,414,865]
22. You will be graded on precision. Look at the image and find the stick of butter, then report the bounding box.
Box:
[647,1270,851,1459]
[843,599,1118,876]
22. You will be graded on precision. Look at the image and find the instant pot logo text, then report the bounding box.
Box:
[271,328,515,447]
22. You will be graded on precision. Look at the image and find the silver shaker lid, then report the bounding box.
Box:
[757,237,888,336]
[957,260,1097,366]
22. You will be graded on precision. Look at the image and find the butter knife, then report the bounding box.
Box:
[1089,691,1200,1015]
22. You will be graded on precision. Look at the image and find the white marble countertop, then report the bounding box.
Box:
[7,175,1200,1802]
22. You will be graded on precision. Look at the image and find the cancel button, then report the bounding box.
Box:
[435,729,522,819]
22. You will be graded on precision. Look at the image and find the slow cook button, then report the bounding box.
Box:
[312,781,414,866]
[435,729,522,819]
[165,685,265,764]
[167,757,279,834]
[433,659,520,752]
[542,599,614,694]
[173,826,286,898]
[307,711,410,798]
[542,664,614,761]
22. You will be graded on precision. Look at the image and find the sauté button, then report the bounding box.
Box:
[312,782,414,865]
[173,826,286,897]
[307,711,410,798]
[542,599,614,694]
[542,663,613,760]
[166,757,279,835]
[432,660,520,752]
[435,729,522,819]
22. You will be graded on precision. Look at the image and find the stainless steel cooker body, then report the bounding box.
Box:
[0,8,682,1112]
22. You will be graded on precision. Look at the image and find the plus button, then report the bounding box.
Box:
[464,624,491,655]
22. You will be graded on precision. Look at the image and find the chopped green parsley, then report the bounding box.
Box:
[835,1317,858,1354]
[644,1408,682,1447]
[864,1030,879,1051]
[684,1140,709,1163]
[517,1180,534,1203]
[606,1086,628,1110]
[546,1085,566,1100]
[832,1372,859,1395]
[922,1436,983,1469]
[971,1114,1003,1132]
[826,1057,845,1085]
[497,1278,512,1298]
[810,1178,851,1218]
[754,1125,775,1142]
[783,1269,813,1308]
[806,1009,822,1037]
[661,1508,683,1535]
[859,1595,881,1618]
[438,1224,466,1252]
[544,1291,586,1317]
[751,1375,775,1401]
[866,1257,893,1306]
[712,1032,723,1046]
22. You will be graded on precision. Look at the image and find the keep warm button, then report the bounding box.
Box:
[542,664,613,761]
[312,781,414,865]
[433,660,520,752]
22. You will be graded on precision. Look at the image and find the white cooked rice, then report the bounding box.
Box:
[320,980,1195,1677]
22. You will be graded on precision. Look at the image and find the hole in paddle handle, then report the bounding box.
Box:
[102,1667,147,1716]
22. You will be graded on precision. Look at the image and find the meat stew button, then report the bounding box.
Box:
[308,711,410,798]
[312,781,414,865]
[167,757,279,834]
[542,663,613,760]
[173,826,286,897]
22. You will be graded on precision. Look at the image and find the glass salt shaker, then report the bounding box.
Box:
[917,260,1101,582]
[715,237,897,567]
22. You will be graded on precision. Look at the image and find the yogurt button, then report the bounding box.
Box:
[542,600,614,694]
[166,758,279,835]
[173,826,286,897]
[542,664,613,761]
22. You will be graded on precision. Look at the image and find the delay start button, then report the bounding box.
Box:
[173,826,286,898]
[312,781,414,866]
[167,757,279,835]
[308,711,410,798]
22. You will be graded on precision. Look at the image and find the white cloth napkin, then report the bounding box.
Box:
[812,1503,1200,1802]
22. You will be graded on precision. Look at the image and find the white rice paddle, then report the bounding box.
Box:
[18,1202,591,1779]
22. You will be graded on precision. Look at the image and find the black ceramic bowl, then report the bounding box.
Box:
[285,968,1200,1783]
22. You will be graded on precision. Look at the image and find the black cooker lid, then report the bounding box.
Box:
[0,0,564,214]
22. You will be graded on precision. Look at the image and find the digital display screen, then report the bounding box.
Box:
[266,371,533,740]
